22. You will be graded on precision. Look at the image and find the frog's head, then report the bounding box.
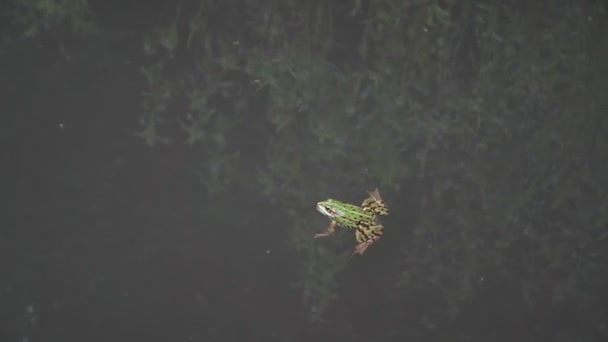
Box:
[316,199,344,218]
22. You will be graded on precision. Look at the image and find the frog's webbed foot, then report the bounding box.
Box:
[367,188,382,201]
[314,221,337,239]
[352,241,373,256]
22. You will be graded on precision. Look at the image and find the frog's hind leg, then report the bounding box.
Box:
[352,223,384,256]
[361,188,389,216]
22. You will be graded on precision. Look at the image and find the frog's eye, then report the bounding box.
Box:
[325,208,337,215]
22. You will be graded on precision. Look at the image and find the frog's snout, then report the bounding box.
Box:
[316,204,337,217]
[316,203,325,213]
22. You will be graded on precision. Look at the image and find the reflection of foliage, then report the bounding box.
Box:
[131,0,608,325]
[8,0,92,37]
[9,0,608,332]
[147,0,608,325]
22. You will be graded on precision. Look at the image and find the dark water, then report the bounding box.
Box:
[2,2,608,342]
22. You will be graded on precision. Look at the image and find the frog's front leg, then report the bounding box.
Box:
[352,223,384,256]
[314,220,337,239]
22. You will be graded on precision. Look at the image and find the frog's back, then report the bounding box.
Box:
[334,200,375,225]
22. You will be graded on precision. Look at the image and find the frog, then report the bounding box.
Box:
[314,188,389,256]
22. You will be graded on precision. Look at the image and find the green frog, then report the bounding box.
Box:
[314,188,389,256]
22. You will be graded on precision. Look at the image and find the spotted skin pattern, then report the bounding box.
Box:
[315,188,389,256]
